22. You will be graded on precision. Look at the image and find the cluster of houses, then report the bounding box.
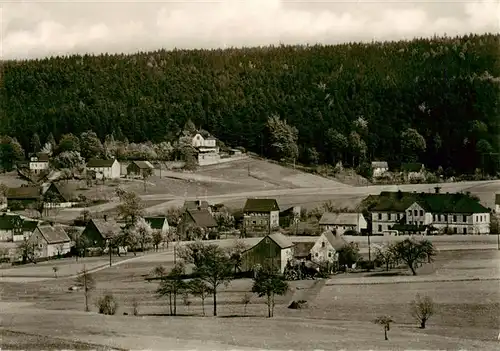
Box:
[371,161,426,180]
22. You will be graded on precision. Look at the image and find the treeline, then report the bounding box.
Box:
[1,33,499,174]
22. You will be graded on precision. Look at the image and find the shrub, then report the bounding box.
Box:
[96,294,118,315]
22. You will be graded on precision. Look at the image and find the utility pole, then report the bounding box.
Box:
[367,230,372,268]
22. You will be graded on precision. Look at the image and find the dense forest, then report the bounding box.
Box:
[1,33,499,174]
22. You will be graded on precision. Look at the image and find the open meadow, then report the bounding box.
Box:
[1,241,499,349]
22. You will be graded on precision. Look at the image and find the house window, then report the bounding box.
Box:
[453,215,457,222]
[414,210,418,216]
[453,227,457,234]
[315,252,319,257]
[328,252,332,258]
[419,210,424,216]
[463,227,467,234]
[252,220,256,224]
[322,242,325,248]
[463,215,467,222]
[407,211,411,217]
[378,213,382,220]
[378,225,382,232]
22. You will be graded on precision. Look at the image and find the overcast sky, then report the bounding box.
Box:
[1,0,498,60]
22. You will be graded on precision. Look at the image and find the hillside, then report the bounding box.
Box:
[1,33,499,173]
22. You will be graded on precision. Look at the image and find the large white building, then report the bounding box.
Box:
[191,133,220,166]
[370,188,491,235]
[29,152,50,174]
[319,212,368,235]
[86,158,121,179]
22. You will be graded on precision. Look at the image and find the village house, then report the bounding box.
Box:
[144,216,170,237]
[401,163,425,181]
[28,152,50,174]
[30,225,71,258]
[309,230,348,267]
[242,198,280,237]
[279,206,301,229]
[0,214,38,242]
[319,212,368,235]
[371,161,389,178]
[369,188,491,235]
[177,208,218,240]
[43,183,78,208]
[191,132,220,166]
[126,160,155,178]
[6,186,41,208]
[86,158,121,179]
[242,233,294,274]
[81,218,123,250]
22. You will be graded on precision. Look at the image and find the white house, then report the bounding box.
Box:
[86,158,121,179]
[0,214,39,242]
[372,161,389,178]
[310,230,348,266]
[191,133,220,166]
[30,226,71,258]
[29,152,50,174]
[144,217,170,237]
[319,212,368,235]
[242,198,280,237]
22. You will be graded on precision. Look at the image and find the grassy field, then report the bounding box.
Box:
[0,244,499,349]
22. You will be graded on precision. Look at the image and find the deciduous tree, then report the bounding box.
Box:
[251,265,289,318]
[390,238,435,275]
[266,115,299,162]
[410,294,435,329]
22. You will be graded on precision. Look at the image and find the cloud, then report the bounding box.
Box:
[1,0,498,60]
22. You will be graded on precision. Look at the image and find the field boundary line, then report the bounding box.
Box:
[325,277,500,286]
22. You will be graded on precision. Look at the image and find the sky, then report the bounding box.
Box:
[0,0,499,60]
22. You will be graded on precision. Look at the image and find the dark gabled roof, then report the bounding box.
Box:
[496,194,500,205]
[322,230,349,251]
[129,160,154,170]
[37,226,70,244]
[401,163,424,172]
[29,152,50,162]
[87,158,116,168]
[89,218,122,238]
[44,183,73,202]
[145,217,168,230]
[293,242,314,258]
[266,233,294,249]
[243,198,280,213]
[371,191,489,214]
[187,209,217,228]
[6,186,40,199]
[0,214,38,231]
[183,200,209,210]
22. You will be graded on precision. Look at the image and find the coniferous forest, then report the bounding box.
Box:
[1,33,499,174]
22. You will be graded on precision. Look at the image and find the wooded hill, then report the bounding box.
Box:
[1,33,499,174]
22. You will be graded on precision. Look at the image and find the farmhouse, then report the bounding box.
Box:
[144,216,169,236]
[369,188,491,235]
[126,160,154,178]
[191,133,220,166]
[319,212,368,235]
[242,233,294,274]
[177,208,217,240]
[310,230,348,267]
[30,225,71,258]
[43,183,77,208]
[86,158,121,179]
[28,152,50,174]
[242,198,280,237]
[6,186,41,208]
[81,218,123,249]
[371,161,389,178]
[0,214,38,242]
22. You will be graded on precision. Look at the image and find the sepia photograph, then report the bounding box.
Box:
[0,0,499,350]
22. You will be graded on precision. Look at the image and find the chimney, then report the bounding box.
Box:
[103,215,108,222]
[434,186,441,194]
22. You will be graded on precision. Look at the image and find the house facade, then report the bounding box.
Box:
[86,158,121,179]
[369,189,491,235]
[29,152,50,174]
[319,212,367,235]
[43,183,77,208]
[191,133,220,166]
[371,161,389,178]
[126,161,155,178]
[242,198,280,237]
[242,233,294,274]
[177,208,218,240]
[30,226,71,258]
[145,217,170,236]
[310,231,348,266]
[0,214,38,242]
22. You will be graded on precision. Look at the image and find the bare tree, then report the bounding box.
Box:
[156,263,187,316]
[74,265,96,312]
[242,293,251,316]
[188,278,211,317]
[373,315,394,340]
[252,264,288,318]
[374,243,395,271]
[390,238,435,275]
[410,294,435,329]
